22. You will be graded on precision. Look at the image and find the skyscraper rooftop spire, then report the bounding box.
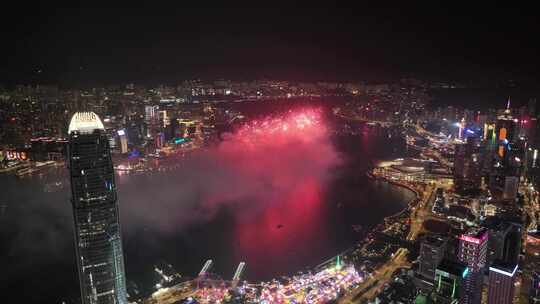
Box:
[68,112,105,133]
[504,97,511,114]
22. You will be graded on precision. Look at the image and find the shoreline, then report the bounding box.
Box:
[146,168,420,300]
[333,169,427,303]
[259,169,421,282]
[367,170,421,210]
[270,169,420,278]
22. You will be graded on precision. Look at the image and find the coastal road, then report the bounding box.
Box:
[338,121,447,304]
[339,181,437,303]
[407,184,436,241]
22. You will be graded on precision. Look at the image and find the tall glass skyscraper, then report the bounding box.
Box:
[67,112,127,304]
[458,228,488,304]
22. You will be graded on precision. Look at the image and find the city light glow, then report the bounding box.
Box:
[462,267,469,278]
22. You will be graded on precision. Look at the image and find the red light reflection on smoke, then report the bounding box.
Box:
[195,109,341,276]
[233,177,327,275]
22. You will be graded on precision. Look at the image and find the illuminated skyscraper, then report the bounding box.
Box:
[531,271,540,303]
[432,259,469,304]
[417,235,447,289]
[117,129,128,154]
[155,132,165,149]
[484,123,496,144]
[458,117,466,139]
[487,261,518,304]
[496,98,516,158]
[145,105,159,138]
[454,136,481,192]
[458,228,488,304]
[145,105,159,123]
[487,222,522,266]
[67,112,127,304]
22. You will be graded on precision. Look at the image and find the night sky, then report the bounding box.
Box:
[2,4,539,85]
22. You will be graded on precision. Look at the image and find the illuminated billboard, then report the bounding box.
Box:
[459,232,487,244]
[2,150,28,161]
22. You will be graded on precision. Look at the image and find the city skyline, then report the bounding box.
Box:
[2,4,540,304]
[2,75,539,303]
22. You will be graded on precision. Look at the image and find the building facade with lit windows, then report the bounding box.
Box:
[417,235,448,290]
[531,271,540,304]
[487,261,518,304]
[458,228,488,304]
[495,99,517,157]
[487,222,521,266]
[454,136,482,192]
[68,112,127,304]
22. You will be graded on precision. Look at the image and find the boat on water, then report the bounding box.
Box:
[352,224,363,232]
[44,181,64,192]
[15,167,36,177]
[34,160,56,168]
